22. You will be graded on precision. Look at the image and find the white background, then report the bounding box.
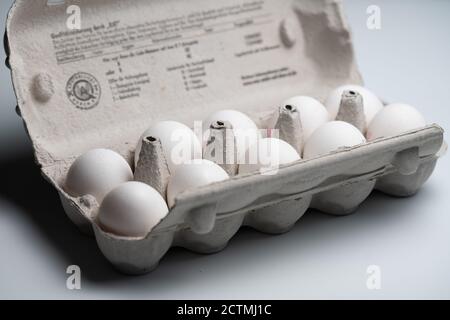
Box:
[0,0,449,299]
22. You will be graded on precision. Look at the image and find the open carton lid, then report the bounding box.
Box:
[6,0,362,187]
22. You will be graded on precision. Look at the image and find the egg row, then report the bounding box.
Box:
[65,84,427,238]
[66,154,229,237]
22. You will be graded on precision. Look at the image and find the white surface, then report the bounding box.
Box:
[0,0,449,299]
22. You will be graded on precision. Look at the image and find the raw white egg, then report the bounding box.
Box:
[98,182,169,237]
[239,138,301,175]
[167,159,229,208]
[135,121,202,172]
[325,85,383,126]
[270,96,329,141]
[65,149,133,203]
[303,121,367,159]
[367,103,426,141]
[203,110,260,163]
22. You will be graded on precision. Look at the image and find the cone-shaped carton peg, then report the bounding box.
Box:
[204,121,238,176]
[274,104,303,154]
[336,90,366,133]
[134,136,171,199]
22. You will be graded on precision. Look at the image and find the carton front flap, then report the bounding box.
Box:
[6,0,362,180]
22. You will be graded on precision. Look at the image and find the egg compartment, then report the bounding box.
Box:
[5,0,445,275]
[89,125,443,275]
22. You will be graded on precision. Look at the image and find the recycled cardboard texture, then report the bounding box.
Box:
[6,0,445,275]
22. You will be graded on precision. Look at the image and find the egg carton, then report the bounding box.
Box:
[5,0,446,275]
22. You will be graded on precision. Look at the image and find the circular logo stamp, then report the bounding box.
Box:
[66,72,101,110]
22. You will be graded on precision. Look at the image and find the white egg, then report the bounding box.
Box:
[66,149,133,203]
[367,103,426,141]
[203,110,260,163]
[167,159,229,208]
[239,138,301,175]
[303,121,367,159]
[135,121,202,172]
[98,182,169,237]
[270,96,329,141]
[325,85,384,125]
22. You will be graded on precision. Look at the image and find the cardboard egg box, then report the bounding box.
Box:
[5,0,445,275]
